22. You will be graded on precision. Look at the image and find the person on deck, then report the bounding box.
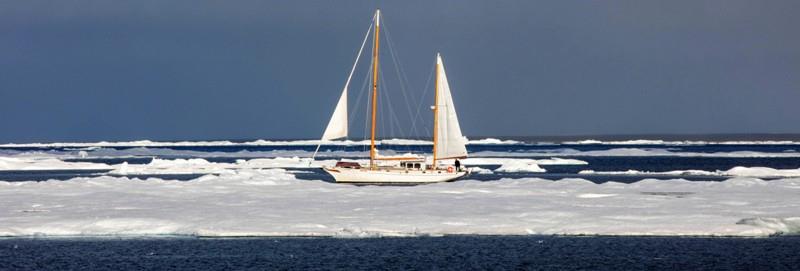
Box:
[454,159,461,172]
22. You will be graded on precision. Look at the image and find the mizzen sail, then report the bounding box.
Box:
[434,54,468,159]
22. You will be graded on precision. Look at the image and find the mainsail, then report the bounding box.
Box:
[434,54,468,159]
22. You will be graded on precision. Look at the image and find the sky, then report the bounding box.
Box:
[1,1,799,143]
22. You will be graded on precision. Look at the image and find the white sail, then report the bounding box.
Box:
[321,88,348,140]
[318,17,375,142]
[434,54,468,159]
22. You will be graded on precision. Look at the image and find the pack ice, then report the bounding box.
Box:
[1,169,798,237]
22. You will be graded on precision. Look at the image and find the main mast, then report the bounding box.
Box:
[369,9,381,169]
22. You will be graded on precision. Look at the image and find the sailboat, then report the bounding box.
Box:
[313,9,470,183]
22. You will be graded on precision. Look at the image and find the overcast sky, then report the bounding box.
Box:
[1,1,799,143]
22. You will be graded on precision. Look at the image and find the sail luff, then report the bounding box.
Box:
[369,9,380,169]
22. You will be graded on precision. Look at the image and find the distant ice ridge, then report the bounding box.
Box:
[580,167,800,178]
[84,148,800,159]
[0,138,520,148]
[16,147,800,161]
[0,157,112,171]
[463,158,587,173]
[5,138,800,149]
[111,157,337,175]
[1,171,799,237]
[472,148,800,158]
[111,157,586,175]
[0,155,583,175]
[563,139,800,145]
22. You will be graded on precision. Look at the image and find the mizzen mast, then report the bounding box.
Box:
[369,9,381,169]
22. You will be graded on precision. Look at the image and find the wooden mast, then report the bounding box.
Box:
[369,9,381,169]
[432,53,439,169]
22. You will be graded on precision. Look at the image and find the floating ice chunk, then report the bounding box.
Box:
[532,158,588,165]
[469,167,493,174]
[466,138,521,145]
[494,160,546,173]
[576,193,618,198]
[463,157,586,166]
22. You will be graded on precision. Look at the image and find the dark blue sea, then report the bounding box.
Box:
[2,236,800,270]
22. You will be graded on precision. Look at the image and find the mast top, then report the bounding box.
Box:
[375,9,381,26]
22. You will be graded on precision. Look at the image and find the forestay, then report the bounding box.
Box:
[318,19,374,141]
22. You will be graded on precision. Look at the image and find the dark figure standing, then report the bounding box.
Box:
[454,159,461,172]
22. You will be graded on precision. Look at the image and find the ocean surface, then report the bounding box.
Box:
[2,135,800,269]
[3,135,800,183]
[2,236,800,270]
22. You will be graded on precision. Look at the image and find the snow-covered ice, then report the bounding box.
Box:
[1,170,798,237]
[563,139,800,145]
[109,157,337,175]
[0,157,112,171]
[471,148,800,158]
[465,158,546,173]
[580,167,800,178]
[461,158,586,173]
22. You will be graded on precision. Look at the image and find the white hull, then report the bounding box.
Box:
[323,167,468,184]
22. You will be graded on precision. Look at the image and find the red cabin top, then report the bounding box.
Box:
[335,161,361,169]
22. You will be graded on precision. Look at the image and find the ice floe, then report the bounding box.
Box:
[110,157,338,175]
[1,170,799,237]
[0,154,586,176]
[471,148,800,158]
[580,167,800,178]
[463,158,586,166]
[0,157,112,171]
[460,158,586,173]
[563,139,800,145]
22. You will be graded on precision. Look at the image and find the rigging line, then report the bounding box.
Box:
[381,21,419,137]
[362,58,374,154]
[377,70,385,150]
[378,67,406,140]
[340,21,373,115]
[350,58,372,154]
[411,59,436,139]
[349,55,373,126]
[312,17,374,162]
